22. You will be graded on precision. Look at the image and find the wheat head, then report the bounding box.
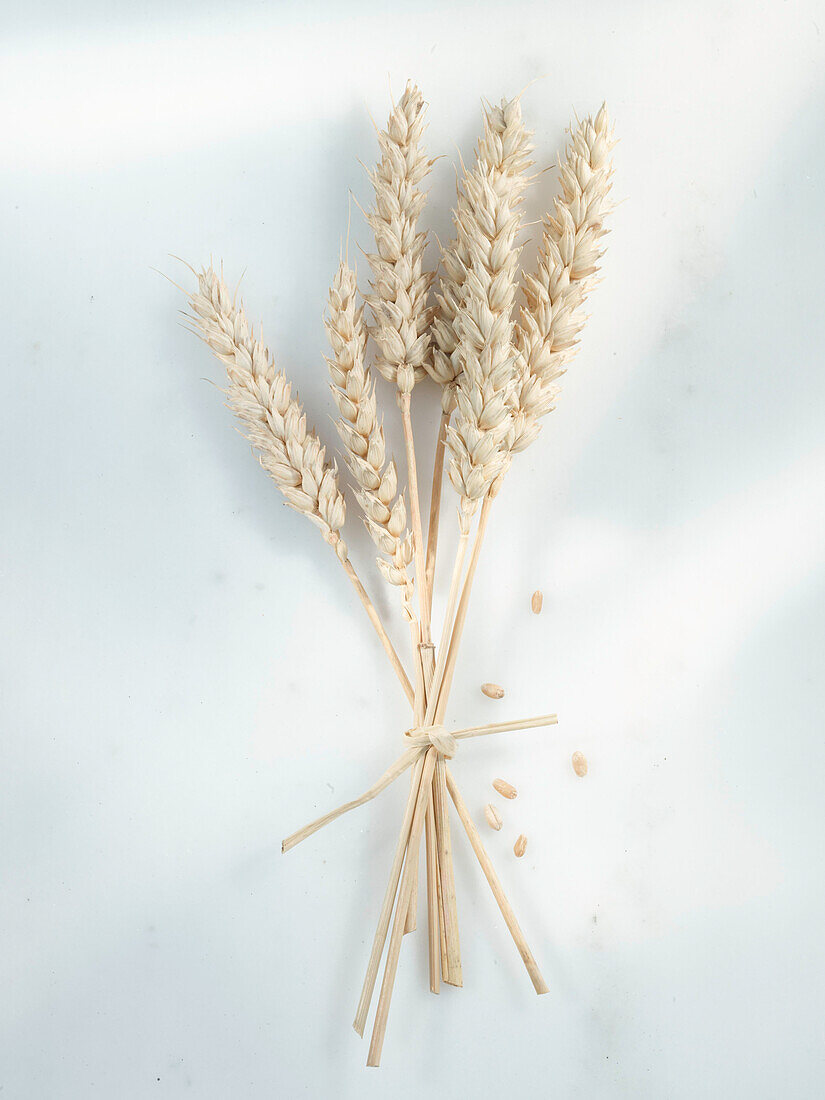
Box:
[510,105,615,454]
[188,265,348,558]
[364,81,435,397]
[444,96,534,530]
[429,96,533,415]
[325,261,415,616]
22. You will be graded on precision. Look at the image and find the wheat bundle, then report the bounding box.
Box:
[177,83,616,1067]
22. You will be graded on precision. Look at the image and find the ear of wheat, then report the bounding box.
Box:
[188,265,348,552]
[442,97,534,531]
[325,260,415,618]
[511,105,615,454]
[364,80,435,397]
[362,81,438,655]
[176,86,616,1068]
[429,97,533,417]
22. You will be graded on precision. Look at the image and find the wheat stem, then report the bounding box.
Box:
[353,752,426,1037]
[423,529,470,728]
[453,713,558,740]
[446,768,548,994]
[405,617,426,933]
[432,753,461,986]
[434,494,493,724]
[414,512,466,978]
[341,556,414,705]
[419,509,469,983]
[367,747,437,1066]
[399,393,431,640]
[424,408,450,621]
[424,782,441,993]
[404,816,421,936]
[397,398,431,939]
[282,747,419,853]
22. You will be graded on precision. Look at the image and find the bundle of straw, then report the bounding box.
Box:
[178,82,615,1067]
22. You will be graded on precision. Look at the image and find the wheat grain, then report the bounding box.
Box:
[443,96,534,531]
[481,682,505,699]
[510,105,615,454]
[188,265,347,554]
[492,778,518,800]
[364,81,435,397]
[325,261,415,615]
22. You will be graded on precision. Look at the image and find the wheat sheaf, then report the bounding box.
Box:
[178,80,615,1067]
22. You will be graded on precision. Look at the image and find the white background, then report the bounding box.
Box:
[3,1,825,1096]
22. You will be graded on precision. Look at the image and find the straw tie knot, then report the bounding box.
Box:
[404,724,457,758]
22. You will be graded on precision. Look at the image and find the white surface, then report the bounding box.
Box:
[3,1,825,1096]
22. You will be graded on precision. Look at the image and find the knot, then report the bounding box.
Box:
[404,724,457,759]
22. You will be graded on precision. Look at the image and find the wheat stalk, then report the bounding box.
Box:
[510,105,616,454]
[423,97,533,627]
[419,98,536,989]
[325,254,432,937]
[360,82,455,953]
[326,260,427,934]
[187,263,414,704]
[325,260,416,618]
[362,81,438,652]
